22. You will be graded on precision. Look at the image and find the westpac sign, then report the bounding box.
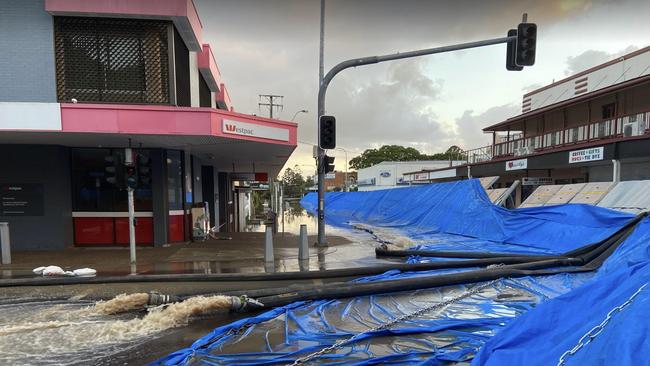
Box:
[222,119,289,142]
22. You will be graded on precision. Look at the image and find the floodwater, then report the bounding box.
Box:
[0,206,392,365]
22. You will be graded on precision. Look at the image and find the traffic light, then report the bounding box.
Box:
[506,29,523,71]
[125,165,138,189]
[323,155,335,173]
[319,115,336,149]
[515,22,537,66]
[136,153,151,187]
[104,154,117,185]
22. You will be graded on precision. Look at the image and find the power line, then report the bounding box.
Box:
[258,94,284,119]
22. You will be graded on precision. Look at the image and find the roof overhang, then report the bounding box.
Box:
[216,83,234,111]
[0,103,298,177]
[197,44,223,92]
[45,0,204,51]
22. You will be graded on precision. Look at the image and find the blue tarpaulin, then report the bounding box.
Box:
[154,180,650,366]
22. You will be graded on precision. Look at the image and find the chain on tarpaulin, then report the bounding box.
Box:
[289,278,504,366]
[557,282,648,366]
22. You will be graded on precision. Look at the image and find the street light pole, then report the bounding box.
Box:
[291,109,308,121]
[316,35,516,246]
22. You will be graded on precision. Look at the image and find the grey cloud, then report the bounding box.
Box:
[453,104,520,148]
[564,46,638,75]
[327,60,449,151]
[522,83,543,93]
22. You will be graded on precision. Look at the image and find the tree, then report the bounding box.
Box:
[349,145,422,169]
[281,166,307,197]
[349,144,466,170]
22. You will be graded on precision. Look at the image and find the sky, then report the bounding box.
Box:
[194,0,650,176]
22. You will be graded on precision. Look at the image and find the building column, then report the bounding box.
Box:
[151,149,169,247]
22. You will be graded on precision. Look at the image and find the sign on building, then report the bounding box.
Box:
[223,119,289,142]
[0,183,44,216]
[569,146,604,164]
[522,177,553,186]
[505,158,528,171]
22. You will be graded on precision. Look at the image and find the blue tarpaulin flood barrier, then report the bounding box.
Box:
[153,180,650,366]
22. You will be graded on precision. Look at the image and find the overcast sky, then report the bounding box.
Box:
[195,0,650,174]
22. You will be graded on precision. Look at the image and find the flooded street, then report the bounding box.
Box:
[0,207,389,365]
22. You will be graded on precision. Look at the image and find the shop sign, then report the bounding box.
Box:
[413,172,429,181]
[522,177,553,186]
[505,158,528,171]
[569,146,604,164]
[325,173,336,180]
[0,183,44,216]
[223,119,289,142]
[379,171,391,178]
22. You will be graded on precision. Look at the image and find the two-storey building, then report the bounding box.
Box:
[409,46,650,203]
[0,0,297,250]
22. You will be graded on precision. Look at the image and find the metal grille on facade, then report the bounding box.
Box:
[54,17,170,104]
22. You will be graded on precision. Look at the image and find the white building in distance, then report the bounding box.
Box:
[357,161,464,191]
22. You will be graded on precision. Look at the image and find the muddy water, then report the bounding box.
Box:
[0,210,394,365]
[0,295,243,365]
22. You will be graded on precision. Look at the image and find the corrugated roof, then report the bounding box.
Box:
[598,180,650,213]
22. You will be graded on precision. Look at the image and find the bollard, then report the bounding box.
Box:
[264,225,274,263]
[299,224,309,261]
[0,222,10,265]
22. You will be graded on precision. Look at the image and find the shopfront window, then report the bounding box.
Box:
[71,148,153,211]
[167,150,184,210]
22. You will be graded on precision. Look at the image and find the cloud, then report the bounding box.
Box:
[564,46,638,75]
[453,104,520,148]
[327,60,448,153]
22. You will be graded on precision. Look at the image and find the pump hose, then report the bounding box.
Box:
[252,213,646,308]
[143,212,645,311]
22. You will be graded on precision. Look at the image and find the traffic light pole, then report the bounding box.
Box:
[316,35,516,246]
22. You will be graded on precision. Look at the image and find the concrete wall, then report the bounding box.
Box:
[0,0,57,102]
[0,145,72,250]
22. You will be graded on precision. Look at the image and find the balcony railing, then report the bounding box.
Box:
[463,111,650,163]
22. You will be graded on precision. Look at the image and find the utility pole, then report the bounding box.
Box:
[258,94,284,119]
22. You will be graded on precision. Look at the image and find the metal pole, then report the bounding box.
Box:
[265,225,274,263]
[0,222,10,265]
[344,149,348,192]
[319,0,325,84]
[128,187,136,264]
[299,224,309,261]
[316,35,515,246]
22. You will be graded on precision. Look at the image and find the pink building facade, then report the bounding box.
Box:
[0,0,297,249]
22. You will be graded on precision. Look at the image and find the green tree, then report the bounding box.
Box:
[349,144,466,170]
[281,166,307,197]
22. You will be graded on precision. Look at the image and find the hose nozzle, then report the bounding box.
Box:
[230,295,264,312]
[147,291,181,306]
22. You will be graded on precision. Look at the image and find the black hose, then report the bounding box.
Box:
[255,213,646,308]
[375,248,556,259]
[0,255,564,288]
[376,213,647,260]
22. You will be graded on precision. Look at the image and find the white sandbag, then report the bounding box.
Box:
[72,268,97,277]
[32,266,46,275]
[42,265,65,276]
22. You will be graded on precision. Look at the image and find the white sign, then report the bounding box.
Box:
[569,146,604,164]
[412,172,429,181]
[222,119,289,142]
[522,177,553,186]
[505,158,528,171]
[325,173,336,180]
